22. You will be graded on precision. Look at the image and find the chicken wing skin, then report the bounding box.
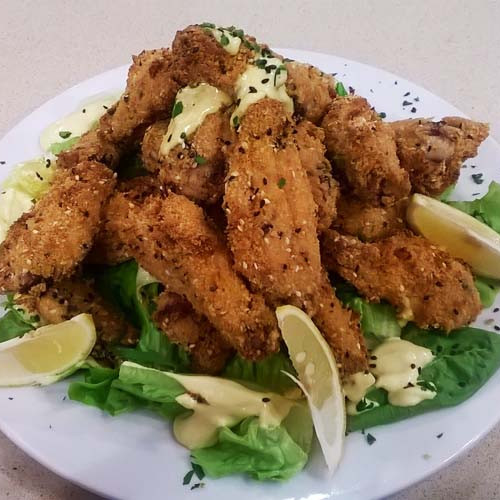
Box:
[0,162,116,293]
[89,176,159,266]
[333,195,408,242]
[285,62,336,124]
[142,110,233,204]
[224,99,367,375]
[322,230,481,331]
[293,119,339,233]
[224,99,323,308]
[391,117,490,196]
[171,25,255,96]
[321,96,411,206]
[100,48,179,144]
[153,291,233,374]
[111,191,279,360]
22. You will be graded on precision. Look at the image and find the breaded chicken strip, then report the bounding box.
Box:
[322,230,481,331]
[333,195,408,242]
[100,48,179,144]
[322,96,411,206]
[89,176,159,265]
[142,110,233,204]
[293,119,339,232]
[112,191,279,360]
[285,62,336,124]
[57,128,121,171]
[391,117,489,196]
[0,162,116,293]
[225,99,367,374]
[153,291,232,374]
[224,99,323,308]
[171,25,255,96]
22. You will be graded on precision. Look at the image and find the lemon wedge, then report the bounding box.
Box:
[276,305,345,474]
[0,313,96,387]
[407,193,500,279]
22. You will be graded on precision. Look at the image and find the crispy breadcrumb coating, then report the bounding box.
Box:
[285,61,336,124]
[391,117,489,196]
[322,230,481,331]
[0,162,116,292]
[153,291,232,374]
[322,96,411,206]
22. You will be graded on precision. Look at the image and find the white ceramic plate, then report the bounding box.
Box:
[0,48,499,500]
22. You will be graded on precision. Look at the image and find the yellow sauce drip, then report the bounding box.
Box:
[39,94,118,152]
[371,338,436,407]
[208,27,242,55]
[159,84,232,157]
[165,372,295,450]
[231,56,294,126]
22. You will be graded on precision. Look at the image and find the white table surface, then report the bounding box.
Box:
[0,1,499,499]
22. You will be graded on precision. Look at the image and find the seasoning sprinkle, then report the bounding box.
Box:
[436,433,443,439]
[277,177,286,189]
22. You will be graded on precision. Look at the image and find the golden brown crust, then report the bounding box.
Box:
[153,291,232,374]
[321,96,411,206]
[391,117,489,196]
[293,119,339,233]
[100,48,179,144]
[333,195,408,242]
[171,25,255,96]
[322,230,482,331]
[286,61,336,124]
[0,162,116,292]
[110,191,280,360]
[224,99,323,308]
[142,110,234,204]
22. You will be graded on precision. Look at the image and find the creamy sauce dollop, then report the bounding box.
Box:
[231,55,294,126]
[40,94,119,152]
[165,372,295,450]
[159,84,231,157]
[344,337,436,412]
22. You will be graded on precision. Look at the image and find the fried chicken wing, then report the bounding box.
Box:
[391,117,490,196]
[153,291,232,374]
[224,99,323,308]
[285,62,336,124]
[225,99,367,375]
[171,25,255,96]
[0,161,116,293]
[293,120,339,232]
[333,195,408,241]
[100,48,179,144]
[89,176,159,265]
[322,230,481,331]
[111,191,279,360]
[142,110,233,204]
[321,96,411,206]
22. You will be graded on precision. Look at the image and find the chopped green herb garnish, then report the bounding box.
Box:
[277,178,286,189]
[366,433,376,445]
[194,155,207,165]
[58,130,72,139]
[180,132,187,140]
[219,34,230,46]
[233,115,240,127]
[254,59,267,69]
[232,28,244,38]
[379,112,387,119]
[183,469,195,485]
[172,101,183,119]
[335,82,348,97]
[200,22,215,29]
[191,462,205,481]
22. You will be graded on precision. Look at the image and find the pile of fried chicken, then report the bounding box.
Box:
[0,25,489,377]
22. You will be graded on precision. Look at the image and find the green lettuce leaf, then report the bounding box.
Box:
[191,410,312,481]
[449,181,500,233]
[336,282,401,347]
[49,137,80,154]
[348,324,500,431]
[93,260,190,371]
[439,184,456,202]
[222,352,297,394]
[0,295,38,343]
[475,276,500,308]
